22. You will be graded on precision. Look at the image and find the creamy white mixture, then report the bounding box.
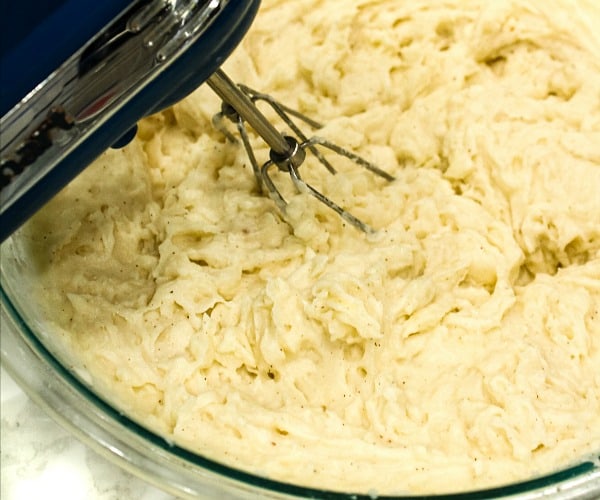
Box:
[18,0,600,494]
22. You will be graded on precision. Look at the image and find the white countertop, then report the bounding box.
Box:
[0,366,174,500]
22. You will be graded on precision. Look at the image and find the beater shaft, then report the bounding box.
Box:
[207,70,303,168]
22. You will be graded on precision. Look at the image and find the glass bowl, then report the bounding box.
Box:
[1,231,600,499]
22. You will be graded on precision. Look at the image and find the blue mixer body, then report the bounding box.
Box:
[0,0,261,241]
[1,1,125,116]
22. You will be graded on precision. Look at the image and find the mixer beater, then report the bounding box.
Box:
[208,70,395,233]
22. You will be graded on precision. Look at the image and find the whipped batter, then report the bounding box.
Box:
[19,0,600,494]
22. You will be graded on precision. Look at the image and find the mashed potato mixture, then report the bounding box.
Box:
[20,0,600,494]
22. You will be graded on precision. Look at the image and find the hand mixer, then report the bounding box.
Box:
[0,0,394,243]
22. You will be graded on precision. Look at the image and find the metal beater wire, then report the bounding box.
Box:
[209,72,395,233]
